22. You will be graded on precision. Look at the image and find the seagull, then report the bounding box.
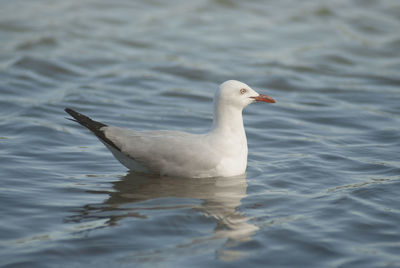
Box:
[65,80,275,178]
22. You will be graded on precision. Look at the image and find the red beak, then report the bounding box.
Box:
[251,94,276,103]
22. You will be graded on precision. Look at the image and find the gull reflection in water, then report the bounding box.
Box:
[69,172,258,260]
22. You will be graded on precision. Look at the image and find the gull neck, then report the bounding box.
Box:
[211,101,246,137]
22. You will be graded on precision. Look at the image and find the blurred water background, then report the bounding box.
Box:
[1,0,400,267]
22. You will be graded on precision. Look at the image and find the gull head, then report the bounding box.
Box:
[215,80,275,110]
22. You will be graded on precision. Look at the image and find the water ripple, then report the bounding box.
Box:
[1,0,400,267]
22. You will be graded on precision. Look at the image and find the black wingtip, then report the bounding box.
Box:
[64,107,121,152]
[65,117,78,122]
[65,107,76,116]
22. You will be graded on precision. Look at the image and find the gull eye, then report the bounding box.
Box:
[240,88,247,95]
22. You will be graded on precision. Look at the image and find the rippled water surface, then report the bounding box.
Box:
[1,0,400,267]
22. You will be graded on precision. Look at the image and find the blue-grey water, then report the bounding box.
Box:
[1,0,400,267]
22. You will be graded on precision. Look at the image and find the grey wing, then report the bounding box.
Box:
[104,127,222,175]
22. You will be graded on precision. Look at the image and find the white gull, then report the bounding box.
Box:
[65,80,275,178]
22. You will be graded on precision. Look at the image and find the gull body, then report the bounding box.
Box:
[65,80,275,178]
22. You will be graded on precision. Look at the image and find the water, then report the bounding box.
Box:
[1,0,400,267]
